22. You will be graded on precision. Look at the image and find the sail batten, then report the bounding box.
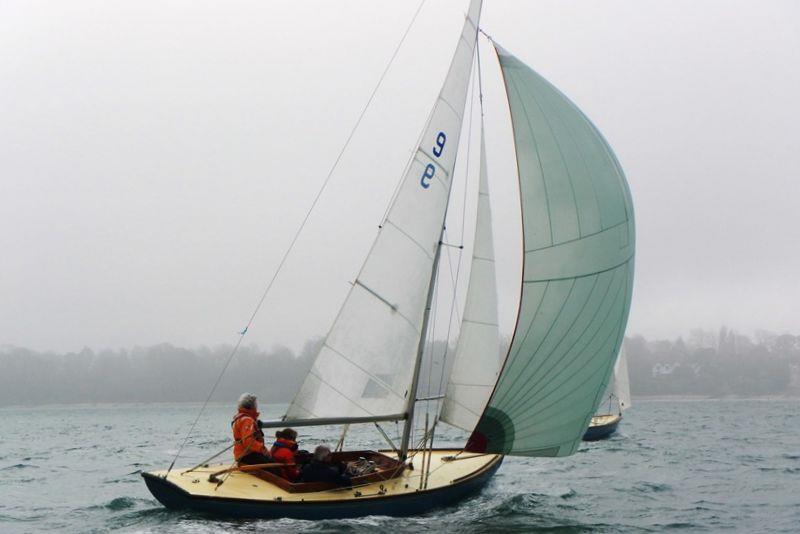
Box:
[286,0,483,422]
[465,44,635,457]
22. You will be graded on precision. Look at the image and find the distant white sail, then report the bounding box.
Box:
[597,345,631,414]
[614,346,631,411]
[286,0,483,420]
[440,122,502,432]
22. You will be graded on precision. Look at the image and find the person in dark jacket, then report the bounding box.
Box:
[300,444,352,486]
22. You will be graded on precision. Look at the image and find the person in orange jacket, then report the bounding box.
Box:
[231,393,271,465]
[270,428,300,481]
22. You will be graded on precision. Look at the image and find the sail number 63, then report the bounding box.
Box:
[420,131,446,189]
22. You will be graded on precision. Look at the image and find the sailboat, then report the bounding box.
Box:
[143,0,635,518]
[582,346,632,441]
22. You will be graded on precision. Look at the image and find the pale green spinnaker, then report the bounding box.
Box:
[466,43,635,457]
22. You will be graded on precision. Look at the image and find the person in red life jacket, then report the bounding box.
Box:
[231,393,271,465]
[270,428,300,481]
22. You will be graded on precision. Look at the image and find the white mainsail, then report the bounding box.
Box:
[439,121,502,431]
[286,0,483,420]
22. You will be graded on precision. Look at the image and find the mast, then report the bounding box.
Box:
[399,233,445,461]
[397,1,484,463]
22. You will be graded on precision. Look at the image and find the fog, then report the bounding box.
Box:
[2,0,799,355]
[2,330,798,407]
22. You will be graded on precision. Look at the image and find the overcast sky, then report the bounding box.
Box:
[2,0,798,354]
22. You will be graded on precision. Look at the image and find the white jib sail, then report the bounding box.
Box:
[286,0,483,420]
[440,121,502,431]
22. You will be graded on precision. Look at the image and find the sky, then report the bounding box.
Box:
[1,0,798,354]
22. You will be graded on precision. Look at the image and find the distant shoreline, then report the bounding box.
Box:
[3,395,800,409]
[634,394,800,401]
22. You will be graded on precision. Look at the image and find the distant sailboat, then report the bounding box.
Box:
[583,346,632,441]
[143,0,635,518]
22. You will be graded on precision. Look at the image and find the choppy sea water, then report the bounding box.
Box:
[1,399,799,533]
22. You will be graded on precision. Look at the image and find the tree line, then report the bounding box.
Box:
[626,328,800,397]
[1,328,798,406]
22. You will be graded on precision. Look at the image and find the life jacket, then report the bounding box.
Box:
[231,407,266,461]
[270,438,299,480]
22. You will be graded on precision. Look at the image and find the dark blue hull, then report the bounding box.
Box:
[582,418,620,441]
[142,456,502,520]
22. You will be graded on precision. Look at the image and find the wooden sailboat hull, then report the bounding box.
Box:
[142,449,502,519]
[581,414,621,441]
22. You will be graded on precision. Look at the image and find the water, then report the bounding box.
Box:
[1,399,799,533]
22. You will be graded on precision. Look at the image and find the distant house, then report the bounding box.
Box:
[652,363,677,377]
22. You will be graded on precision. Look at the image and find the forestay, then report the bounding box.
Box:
[286,0,483,420]
[466,44,635,457]
[440,122,502,431]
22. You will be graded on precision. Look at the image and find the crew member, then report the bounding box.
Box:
[270,428,300,481]
[231,393,270,465]
[300,444,352,486]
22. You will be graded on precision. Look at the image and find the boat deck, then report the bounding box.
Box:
[146,449,501,504]
[589,414,621,427]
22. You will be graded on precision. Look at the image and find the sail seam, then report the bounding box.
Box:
[510,311,625,434]
[505,277,626,426]
[438,95,463,121]
[531,60,633,225]
[308,368,378,416]
[522,255,632,283]
[494,278,580,407]
[461,318,499,327]
[501,268,623,414]
[500,269,620,414]
[444,397,483,417]
[418,148,451,177]
[507,70,555,246]
[534,72,606,232]
[323,343,407,401]
[586,263,632,415]
[524,220,628,254]
[491,280,551,405]
[519,71,583,238]
[514,271,622,408]
[494,279,578,407]
[383,219,435,261]
[463,13,478,32]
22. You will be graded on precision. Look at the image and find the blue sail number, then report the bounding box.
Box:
[420,131,447,189]
[433,132,446,157]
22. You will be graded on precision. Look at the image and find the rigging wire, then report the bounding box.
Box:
[414,48,481,473]
[433,49,482,415]
[420,59,477,448]
[423,49,477,402]
[165,0,429,476]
